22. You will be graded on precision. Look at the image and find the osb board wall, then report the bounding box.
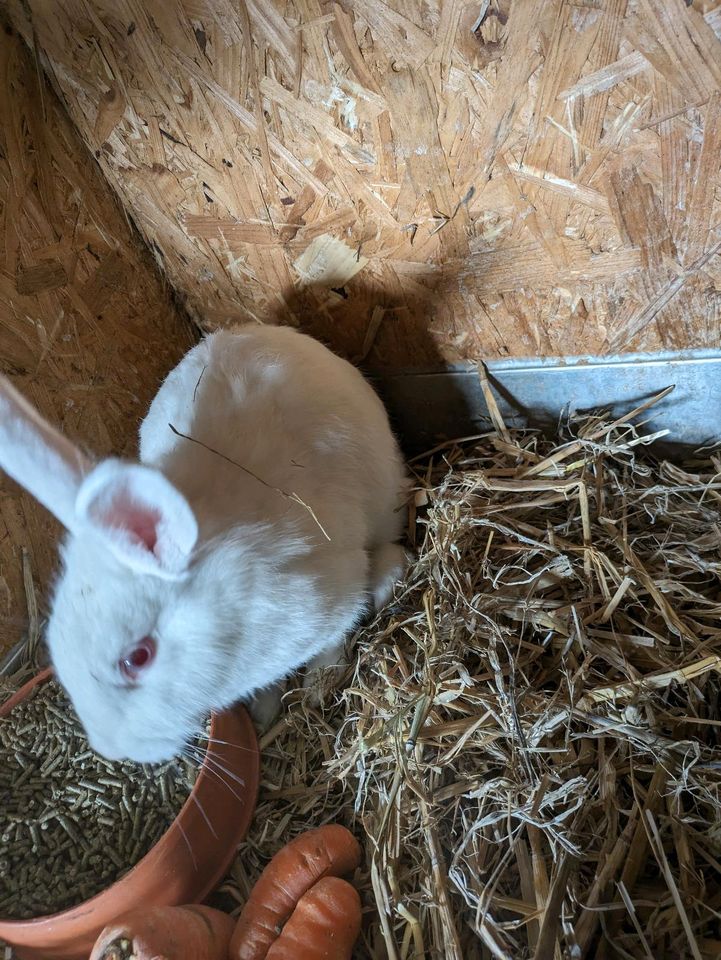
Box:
[6,0,721,369]
[0,23,193,656]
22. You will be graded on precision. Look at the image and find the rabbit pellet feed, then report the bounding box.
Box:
[0,680,200,920]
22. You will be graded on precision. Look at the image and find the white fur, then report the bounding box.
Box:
[0,375,91,531]
[75,460,198,578]
[1,327,407,761]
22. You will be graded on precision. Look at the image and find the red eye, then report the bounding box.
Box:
[119,637,157,681]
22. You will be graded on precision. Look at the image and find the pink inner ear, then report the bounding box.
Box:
[97,494,161,554]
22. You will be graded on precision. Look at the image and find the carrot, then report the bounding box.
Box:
[89,904,235,960]
[265,877,361,960]
[230,824,362,960]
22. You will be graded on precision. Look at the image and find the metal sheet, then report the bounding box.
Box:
[371,349,721,456]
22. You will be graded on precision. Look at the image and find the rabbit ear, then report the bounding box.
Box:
[0,374,91,531]
[75,460,198,578]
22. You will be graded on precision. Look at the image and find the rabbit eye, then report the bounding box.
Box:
[119,637,157,681]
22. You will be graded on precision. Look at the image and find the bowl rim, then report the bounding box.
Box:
[0,666,259,932]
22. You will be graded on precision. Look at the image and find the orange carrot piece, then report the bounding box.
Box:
[230,824,362,960]
[90,904,235,960]
[265,877,361,960]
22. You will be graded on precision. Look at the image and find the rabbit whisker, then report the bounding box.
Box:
[177,818,198,872]
[197,733,257,755]
[197,747,248,790]
[183,745,243,802]
[191,792,219,840]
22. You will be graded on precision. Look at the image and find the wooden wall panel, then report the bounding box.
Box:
[0,22,193,655]
[6,0,721,370]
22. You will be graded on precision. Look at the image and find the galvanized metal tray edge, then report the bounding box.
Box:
[370,349,721,456]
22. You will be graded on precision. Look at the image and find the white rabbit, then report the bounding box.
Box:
[0,326,407,762]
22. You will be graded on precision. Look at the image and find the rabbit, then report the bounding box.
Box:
[0,325,407,763]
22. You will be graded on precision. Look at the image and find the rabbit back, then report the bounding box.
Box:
[139,326,406,549]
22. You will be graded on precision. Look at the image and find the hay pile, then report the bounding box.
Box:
[225,389,721,960]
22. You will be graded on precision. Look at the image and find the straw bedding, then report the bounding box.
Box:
[4,388,721,958]
[222,388,721,960]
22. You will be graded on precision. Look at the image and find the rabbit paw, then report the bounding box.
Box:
[369,542,408,611]
[302,643,348,707]
[247,681,286,733]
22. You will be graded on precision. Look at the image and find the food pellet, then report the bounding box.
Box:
[0,680,204,920]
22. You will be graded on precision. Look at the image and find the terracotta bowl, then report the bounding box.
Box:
[0,668,259,960]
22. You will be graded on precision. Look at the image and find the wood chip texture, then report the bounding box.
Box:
[5,0,721,368]
[0,22,193,657]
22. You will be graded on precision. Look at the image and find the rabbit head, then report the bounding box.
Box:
[0,376,218,763]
